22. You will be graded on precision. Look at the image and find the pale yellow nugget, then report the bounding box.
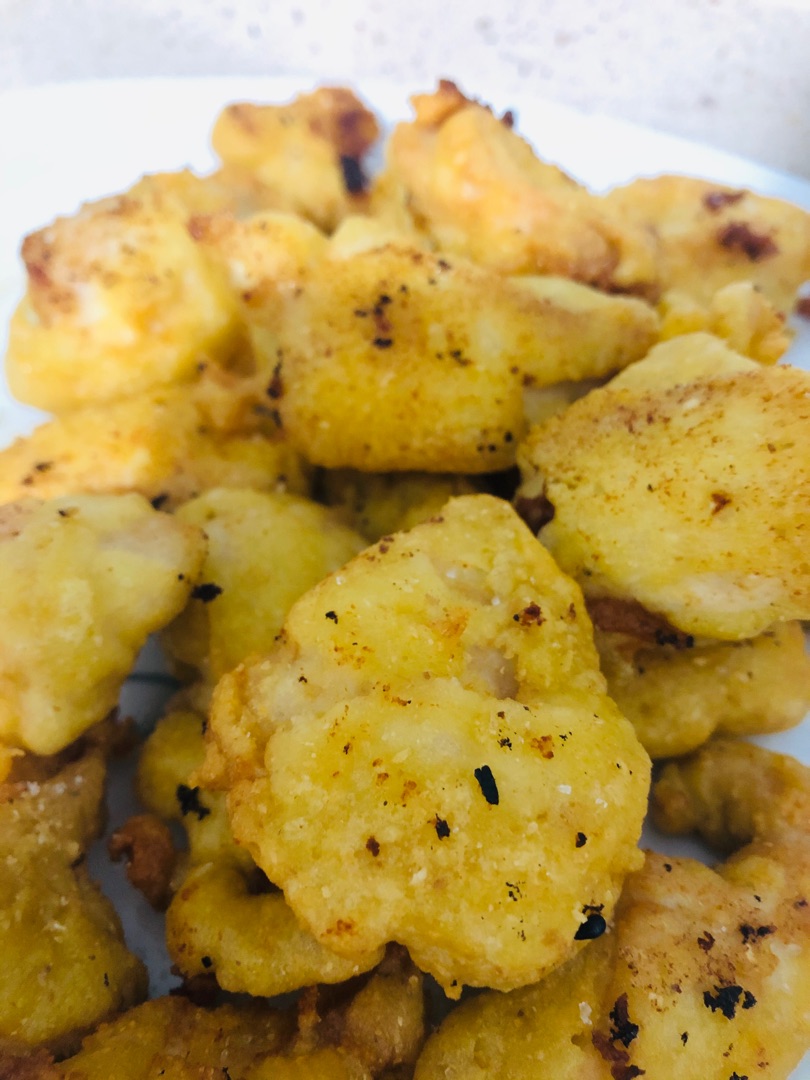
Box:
[415,741,810,1080]
[0,494,205,756]
[6,185,240,413]
[604,173,810,312]
[517,334,810,640]
[163,488,366,687]
[319,469,481,542]
[47,997,293,1079]
[268,241,659,473]
[595,621,810,758]
[202,494,650,995]
[212,86,380,232]
[43,942,423,1079]
[0,742,147,1058]
[138,709,385,996]
[0,375,310,509]
[658,281,792,365]
[377,80,658,293]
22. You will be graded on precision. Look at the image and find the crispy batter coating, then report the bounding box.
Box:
[212,86,380,232]
[595,620,810,758]
[604,174,810,312]
[377,81,658,292]
[108,813,177,911]
[415,740,810,1079]
[265,238,659,473]
[50,996,293,1079]
[658,281,792,365]
[6,185,240,413]
[517,334,810,640]
[0,373,310,510]
[137,709,251,870]
[202,494,650,994]
[0,494,205,756]
[317,470,480,542]
[167,862,385,997]
[187,209,327,328]
[163,488,365,686]
[40,947,424,1079]
[137,709,384,995]
[0,739,147,1058]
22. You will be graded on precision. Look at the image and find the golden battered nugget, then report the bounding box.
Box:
[136,709,384,996]
[39,946,423,1079]
[0,373,310,510]
[201,495,650,995]
[265,239,658,473]
[318,470,481,542]
[415,741,810,1079]
[657,281,792,366]
[604,173,810,313]
[163,488,365,687]
[517,334,810,640]
[6,185,240,414]
[377,81,658,292]
[594,620,810,758]
[0,494,205,758]
[212,86,380,232]
[0,737,146,1058]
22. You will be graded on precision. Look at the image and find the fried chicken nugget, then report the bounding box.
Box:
[201,494,650,995]
[35,947,424,1079]
[45,997,293,1079]
[0,494,205,757]
[318,470,481,542]
[0,373,310,510]
[658,280,792,366]
[136,709,385,995]
[6,184,241,414]
[265,239,658,473]
[603,174,810,312]
[517,334,810,640]
[595,620,810,758]
[377,81,658,293]
[414,740,810,1079]
[0,739,147,1058]
[212,86,380,233]
[163,488,366,688]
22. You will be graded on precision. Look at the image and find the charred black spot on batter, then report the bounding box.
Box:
[697,930,715,952]
[702,983,756,1019]
[609,993,639,1047]
[739,923,776,943]
[191,583,223,602]
[434,816,451,839]
[575,912,607,940]
[339,154,367,194]
[176,784,211,821]
[474,765,499,805]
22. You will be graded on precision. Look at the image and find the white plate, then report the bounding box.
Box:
[1,77,808,1076]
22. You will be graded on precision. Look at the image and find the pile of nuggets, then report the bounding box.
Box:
[1,79,809,1079]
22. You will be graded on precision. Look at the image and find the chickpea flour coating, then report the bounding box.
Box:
[414,741,810,1079]
[201,494,650,995]
[517,335,810,642]
[0,493,205,763]
[0,735,146,1058]
[134,708,384,996]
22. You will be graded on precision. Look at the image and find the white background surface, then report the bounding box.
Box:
[1,76,808,1077]
[2,0,810,176]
